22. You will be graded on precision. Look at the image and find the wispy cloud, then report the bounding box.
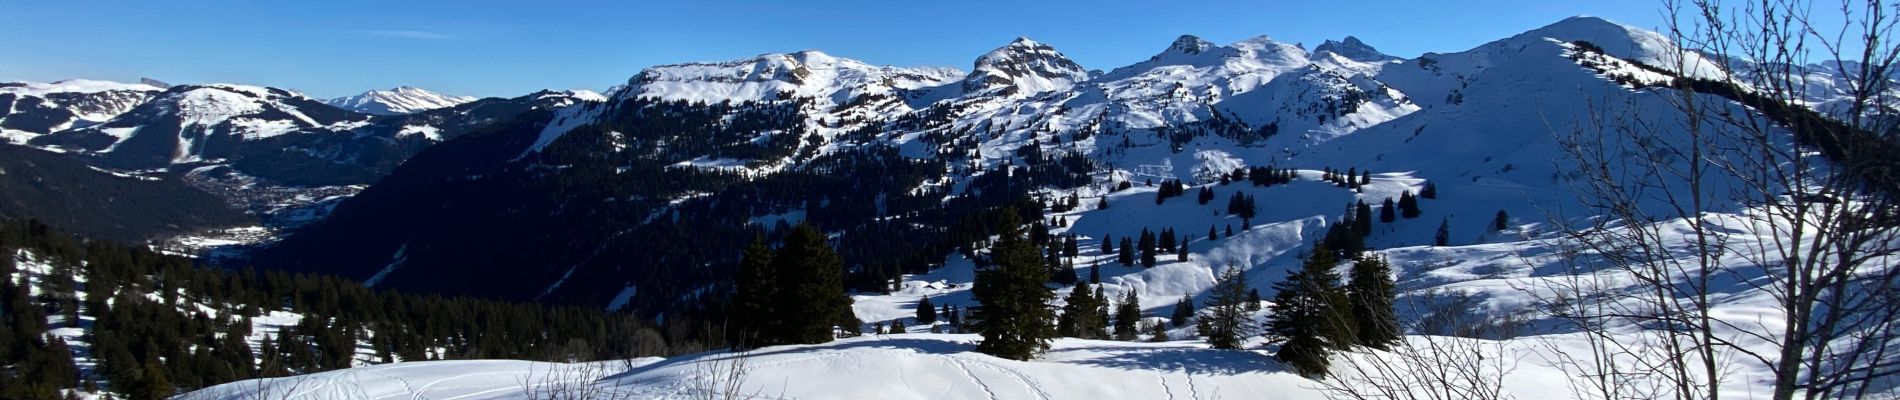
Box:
[344,29,460,40]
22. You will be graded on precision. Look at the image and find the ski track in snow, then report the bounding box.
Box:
[955,355,1053,400]
[946,356,1001,400]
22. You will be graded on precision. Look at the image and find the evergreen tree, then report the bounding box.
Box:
[1198,268,1255,350]
[1346,255,1399,349]
[1089,261,1101,284]
[1092,286,1112,338]
[1176,242,1188,262]
[772,224,855,344]
[1265,246,1356,377]
[1102,235,1116,255]
[1148,321,1171,342]
[1322,223,1366,261]
[1492,209,1510,232]
[134,361,172,400]
[1435,218,1451,247]
[1207,225,1218,241]
[1050,251,1079,285]
[1379,198,1397,223]
[1420,181,1437,199]
[973,209,1057,360]
[1058,283,1108,339]
[1398,191,1421,219]
[1247,288,1263,312]
[1170,295,1194,328]
[1353,201,1374,236]
[1138,229,1157,268]
[1226,192,1257,219]
[732,235,778,347]
[1158,228,1176,252]
[1113,290,1141,341]
[916,295,937,324]
[1062,234,1079,258]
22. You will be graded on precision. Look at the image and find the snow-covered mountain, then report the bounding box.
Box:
[0,79,163,144]
[324,86,477,115]
[256,16,1694,308]
[0,14,1874,400]
[29,84,369,168]
[962,37,1091,96]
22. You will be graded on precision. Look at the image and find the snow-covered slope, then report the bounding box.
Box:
[170,13,1900,399]
[324,86,477,115]
[28,84,369,167]
[0,79,162,143]
[184,335,1346,400]
[627,50,963,109]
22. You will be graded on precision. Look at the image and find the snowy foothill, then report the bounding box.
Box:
[182,334,1335,400]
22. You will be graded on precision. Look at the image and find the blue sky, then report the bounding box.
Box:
[0,0,1671,99]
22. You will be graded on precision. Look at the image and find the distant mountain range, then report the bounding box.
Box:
[257,16,1897,313]
[2,16,1892,311]
[324,86,478,115]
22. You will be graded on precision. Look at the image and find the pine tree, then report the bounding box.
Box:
[1247,288,1263,312]
[1176,242,1188,262]
[1198,268,1256,349]
[1102,235,1115,255]
[1346,255,1399,349]
[1062,234,1079,258]
[1138,229,1157,268]
[1226,192,1257,219]
[916,295,938,324]
[1170,295,1194,327]
[1058,283,1108,339]
[1420,181,1437,199]
[973,209,1057,360]
[1159,228,1176,252]
[1149,321,1172,342]
[1379,198,1396,223]
[1398,191,1421,219]
[1353,200,1374,236]
[1265,246,1355,377]
[1435,218,1451,247]
[1207,225,1218,241]
[1089,261,1101,283]
[1492,209,1510,232]
[134,361,172,400]
[732,234,778,347]
[773,224,855,344]
[1113,290,1141,341]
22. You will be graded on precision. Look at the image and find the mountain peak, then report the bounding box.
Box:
[1166,35,1215,56]
[1314,36,1396,62]
[325,86,475,115]
[962,37,1089,96]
